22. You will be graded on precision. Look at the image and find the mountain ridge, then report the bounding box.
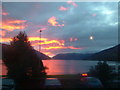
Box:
[52,53,93,60]
[85,44,120,61]
[52,44,119,61]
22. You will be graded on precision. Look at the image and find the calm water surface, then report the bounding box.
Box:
[1,59,117,75]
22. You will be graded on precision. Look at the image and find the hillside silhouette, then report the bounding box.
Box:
[1,43,51,60]
[86,44,120,61]
[53,44,119,61]
[52,53,92,60]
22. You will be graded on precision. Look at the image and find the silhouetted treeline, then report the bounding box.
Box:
[88,61,116,87]
[2,32,46,88]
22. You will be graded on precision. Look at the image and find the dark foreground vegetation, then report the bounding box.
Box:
[2,32,46,88]
[88,61,120,88]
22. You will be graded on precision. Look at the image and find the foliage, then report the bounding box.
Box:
[88,61,113,82]
[2,31,46,80]
[10,31,31,50]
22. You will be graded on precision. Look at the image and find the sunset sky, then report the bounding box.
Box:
[1,1,118,57]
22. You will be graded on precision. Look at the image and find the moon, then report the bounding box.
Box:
[90,36,94,40]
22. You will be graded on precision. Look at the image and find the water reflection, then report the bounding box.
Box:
[1,62,7,76]
[42,60,99,75]
[1,59,117,75]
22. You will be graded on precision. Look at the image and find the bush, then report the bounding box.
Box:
[88,61,113,83]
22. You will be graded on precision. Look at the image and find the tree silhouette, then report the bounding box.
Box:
[88,61,112,84]
[2,31,46,80]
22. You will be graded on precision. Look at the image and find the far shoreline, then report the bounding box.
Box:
[44,59,119,62]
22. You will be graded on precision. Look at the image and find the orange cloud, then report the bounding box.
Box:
[1,24,26,31]
[1,36,82,57]
[59,6,69,11]
[7,20,26,24]
[48,16,58,26]
[0,30,6,37]
[43,46,82,50]
[67,46,81,49]
[0,37,12,42]
[28,37,47,42]
[0,37,47,43]
[1,20,27,31]
[48,16,64,27]
[1,36,81,49]
[40,40,64,45]
[67,0,78,7]
[31,39,64,46]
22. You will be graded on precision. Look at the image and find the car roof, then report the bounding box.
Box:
[81,77,101,82]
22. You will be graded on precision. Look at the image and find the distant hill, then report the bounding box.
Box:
[34,50,51,60]
[0,43,51,60]
[52,53,93,60]
[52,44,120,61]
[85,44,120,61]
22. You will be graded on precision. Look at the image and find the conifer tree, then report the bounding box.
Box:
[3,31,46,80]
